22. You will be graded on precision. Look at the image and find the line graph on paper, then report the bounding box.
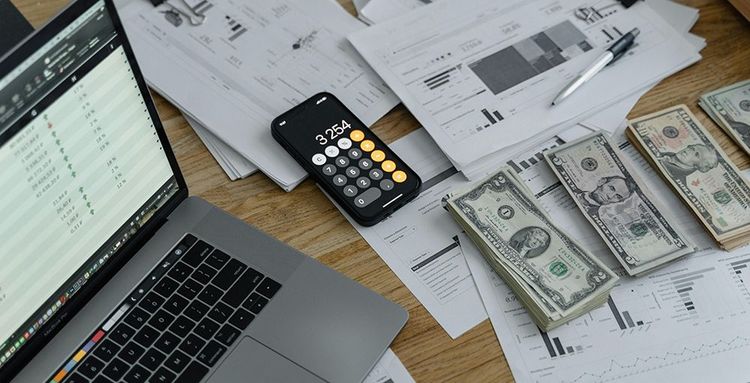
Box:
[496,251,750,383]
[565,335,750,383]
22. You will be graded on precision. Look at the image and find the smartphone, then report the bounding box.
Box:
[272,92,421,226]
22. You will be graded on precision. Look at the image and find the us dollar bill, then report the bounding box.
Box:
[627,104,750,249]
[699,80,750,155]
[544,132,695,276]
[444,167,617,328]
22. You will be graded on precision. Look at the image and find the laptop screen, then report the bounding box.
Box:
[0,0,179,368]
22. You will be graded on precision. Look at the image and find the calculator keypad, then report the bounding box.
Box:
[315,129,409,209]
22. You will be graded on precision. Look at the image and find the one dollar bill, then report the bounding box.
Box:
[545,131,695,276]
[699,79,750,155]
[444,167,617,330]
[627,104,750,250]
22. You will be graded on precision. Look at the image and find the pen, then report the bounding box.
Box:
[551,28,640,106]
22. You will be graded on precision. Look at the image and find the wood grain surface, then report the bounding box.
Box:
[9,0,750,381]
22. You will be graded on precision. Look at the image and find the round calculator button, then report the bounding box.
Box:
[369,169,384,180]
[346,166,360,178]
[381,160,396,173]
[350,130,365,142]
[322,164,336,175]
[392,170,408,183]
[348,148,363,160]
[380,179,395,191]
[371,150,386,162]
[360,140,375,152]
[356,177,371,189]
[358,158,373,170]
[335,156,350,168]
[312,153,326,166]
[325,145,340,157]
[337,138,352,150]
[343,185,358,197]
[333,175,347,186]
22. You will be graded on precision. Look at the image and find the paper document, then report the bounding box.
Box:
[468,245,750,382]
[365,349,415,383]
[117,0,399,191]
[359,0,426,24]
[337,129,488,338]
[460,89,648,180]
[462,132,750,383]
[650,0,700,34]
[360,0,700,32]
[186,115,258,180]
[349,0,701,173]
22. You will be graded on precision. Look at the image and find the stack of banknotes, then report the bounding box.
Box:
[699,80,750,156]
[443,168,618,331]
[627,104,750,250]
[544,132,696,276]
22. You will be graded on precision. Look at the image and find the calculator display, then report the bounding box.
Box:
[313,120,352,146]
[272,93,421,226]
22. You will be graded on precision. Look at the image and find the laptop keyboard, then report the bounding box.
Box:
[49,234,282,383]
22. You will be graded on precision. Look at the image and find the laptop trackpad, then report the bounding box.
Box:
[208,337,326,383]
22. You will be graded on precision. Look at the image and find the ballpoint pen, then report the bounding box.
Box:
[551,28,640,106]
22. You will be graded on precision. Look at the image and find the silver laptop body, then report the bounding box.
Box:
[0,1,407,382]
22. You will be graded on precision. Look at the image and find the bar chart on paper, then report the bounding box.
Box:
[478,249,750,383]
[607,296,647,330]
[539,328,584,358]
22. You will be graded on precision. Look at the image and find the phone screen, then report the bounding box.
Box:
[273,93,421,226]
[275,95,363,164]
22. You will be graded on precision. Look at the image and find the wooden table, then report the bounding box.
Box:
[11,0,750,381]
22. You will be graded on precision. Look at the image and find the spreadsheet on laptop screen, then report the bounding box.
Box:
[0,1,178,366]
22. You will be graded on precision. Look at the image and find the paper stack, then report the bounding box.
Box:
[186,117,258,180]
[348,0,704,181]
[116,0,399,190]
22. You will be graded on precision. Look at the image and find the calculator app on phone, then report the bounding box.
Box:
[272,93,421,226]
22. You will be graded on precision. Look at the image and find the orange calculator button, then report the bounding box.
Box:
[371,150,386,162]
[350,130,365,142]
[361,140,375,152]
[382,160,396,172]
[392,171,407,183]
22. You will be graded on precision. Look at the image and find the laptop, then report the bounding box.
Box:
[0,1,408,382]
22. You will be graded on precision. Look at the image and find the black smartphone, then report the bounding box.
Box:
[272,92,421,226]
